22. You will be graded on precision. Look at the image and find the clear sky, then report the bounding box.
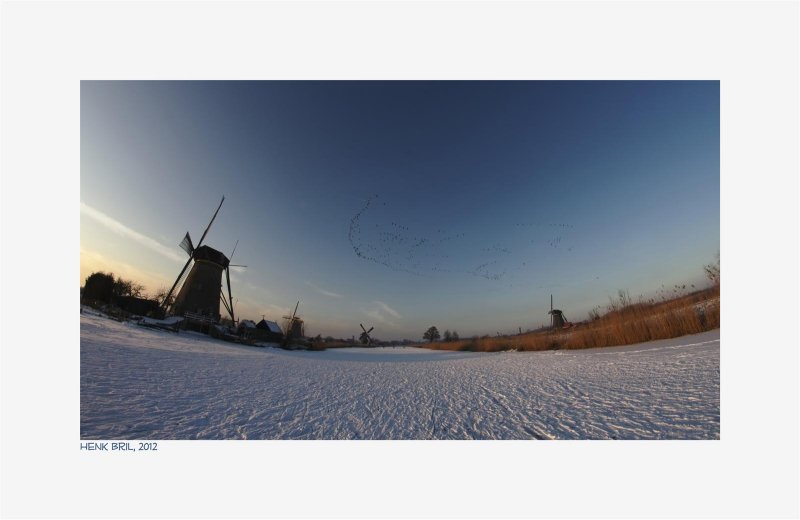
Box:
[80,81,719,340]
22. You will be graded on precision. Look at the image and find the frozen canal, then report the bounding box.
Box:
[81,313,720,440]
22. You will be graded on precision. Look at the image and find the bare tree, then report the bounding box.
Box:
[153,285,175,307]
[423,326,440,343]
[112,276,145,298]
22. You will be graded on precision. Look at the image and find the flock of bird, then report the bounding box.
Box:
[348,196,424,276]
[348,195,577,285]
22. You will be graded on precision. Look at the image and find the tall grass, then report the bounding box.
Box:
[422,285,720,353]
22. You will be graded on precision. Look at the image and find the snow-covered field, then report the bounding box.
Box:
[81,312,720,440]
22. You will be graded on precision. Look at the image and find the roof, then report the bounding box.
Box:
[192,245,230,267]
[256,319,282,334]
[239,319,257,329]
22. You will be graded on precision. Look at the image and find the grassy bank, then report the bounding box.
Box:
[420,285,720,353]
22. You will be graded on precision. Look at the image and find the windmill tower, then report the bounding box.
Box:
[160,196,236,323]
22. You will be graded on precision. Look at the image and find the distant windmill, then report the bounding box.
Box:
[282,301,304,343]
[359,324,374,345]
[548,294,570,329]
[160,196,236,323]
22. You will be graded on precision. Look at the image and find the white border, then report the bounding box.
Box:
[1,1,798,518]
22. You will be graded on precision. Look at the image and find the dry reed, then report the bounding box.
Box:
[422,286,720,353]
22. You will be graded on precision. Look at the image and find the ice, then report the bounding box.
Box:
[81,313,719,440]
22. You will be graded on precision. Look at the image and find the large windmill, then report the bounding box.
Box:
[359,324,374,345]
[160,196,236,323]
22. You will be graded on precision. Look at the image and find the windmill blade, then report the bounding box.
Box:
[360,323,367,333]
[219,276,235,323]
[283,301,301,325]
[220,288,233,315]
[195,195,225,249]
[179,232,194,256]
[367,327,374,334]
[225,266,235,323]
[229,264,248,268]
[229,239,239,262]
[161,256,193,309]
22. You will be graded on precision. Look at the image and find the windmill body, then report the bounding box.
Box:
[548,309,566,329]
[288,318,304,338]
[171,245,230,320]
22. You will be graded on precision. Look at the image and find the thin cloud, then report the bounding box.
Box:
[80,202,185,264]
[306,281,343,299]
[366,309,394,327]
[244,281,272,298]
[266,304,291,318]
[373,300,401,319]
[364,300,402,329]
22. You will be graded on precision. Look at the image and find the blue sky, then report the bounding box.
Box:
[80,81,719,340]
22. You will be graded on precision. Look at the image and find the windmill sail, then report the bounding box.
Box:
[359,323,374,345]
[179,232,195,256]
[225,267,235,323]
[196,196,225,248]
[161,256,193,309]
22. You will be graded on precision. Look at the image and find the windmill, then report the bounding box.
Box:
[548,294,570,329]
[282,301,304,343]
[359,324,374,345]
[160,196,236,323]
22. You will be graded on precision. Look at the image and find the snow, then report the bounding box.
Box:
[257,319,282,333]
[81,313,719,440]
[239,319,257,329]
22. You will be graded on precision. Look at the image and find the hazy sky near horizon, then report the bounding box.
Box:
[80,81,719,340]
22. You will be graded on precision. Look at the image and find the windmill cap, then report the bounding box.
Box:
[193,245,230,267]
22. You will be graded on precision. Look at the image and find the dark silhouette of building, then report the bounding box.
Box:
[171,245,230,321]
